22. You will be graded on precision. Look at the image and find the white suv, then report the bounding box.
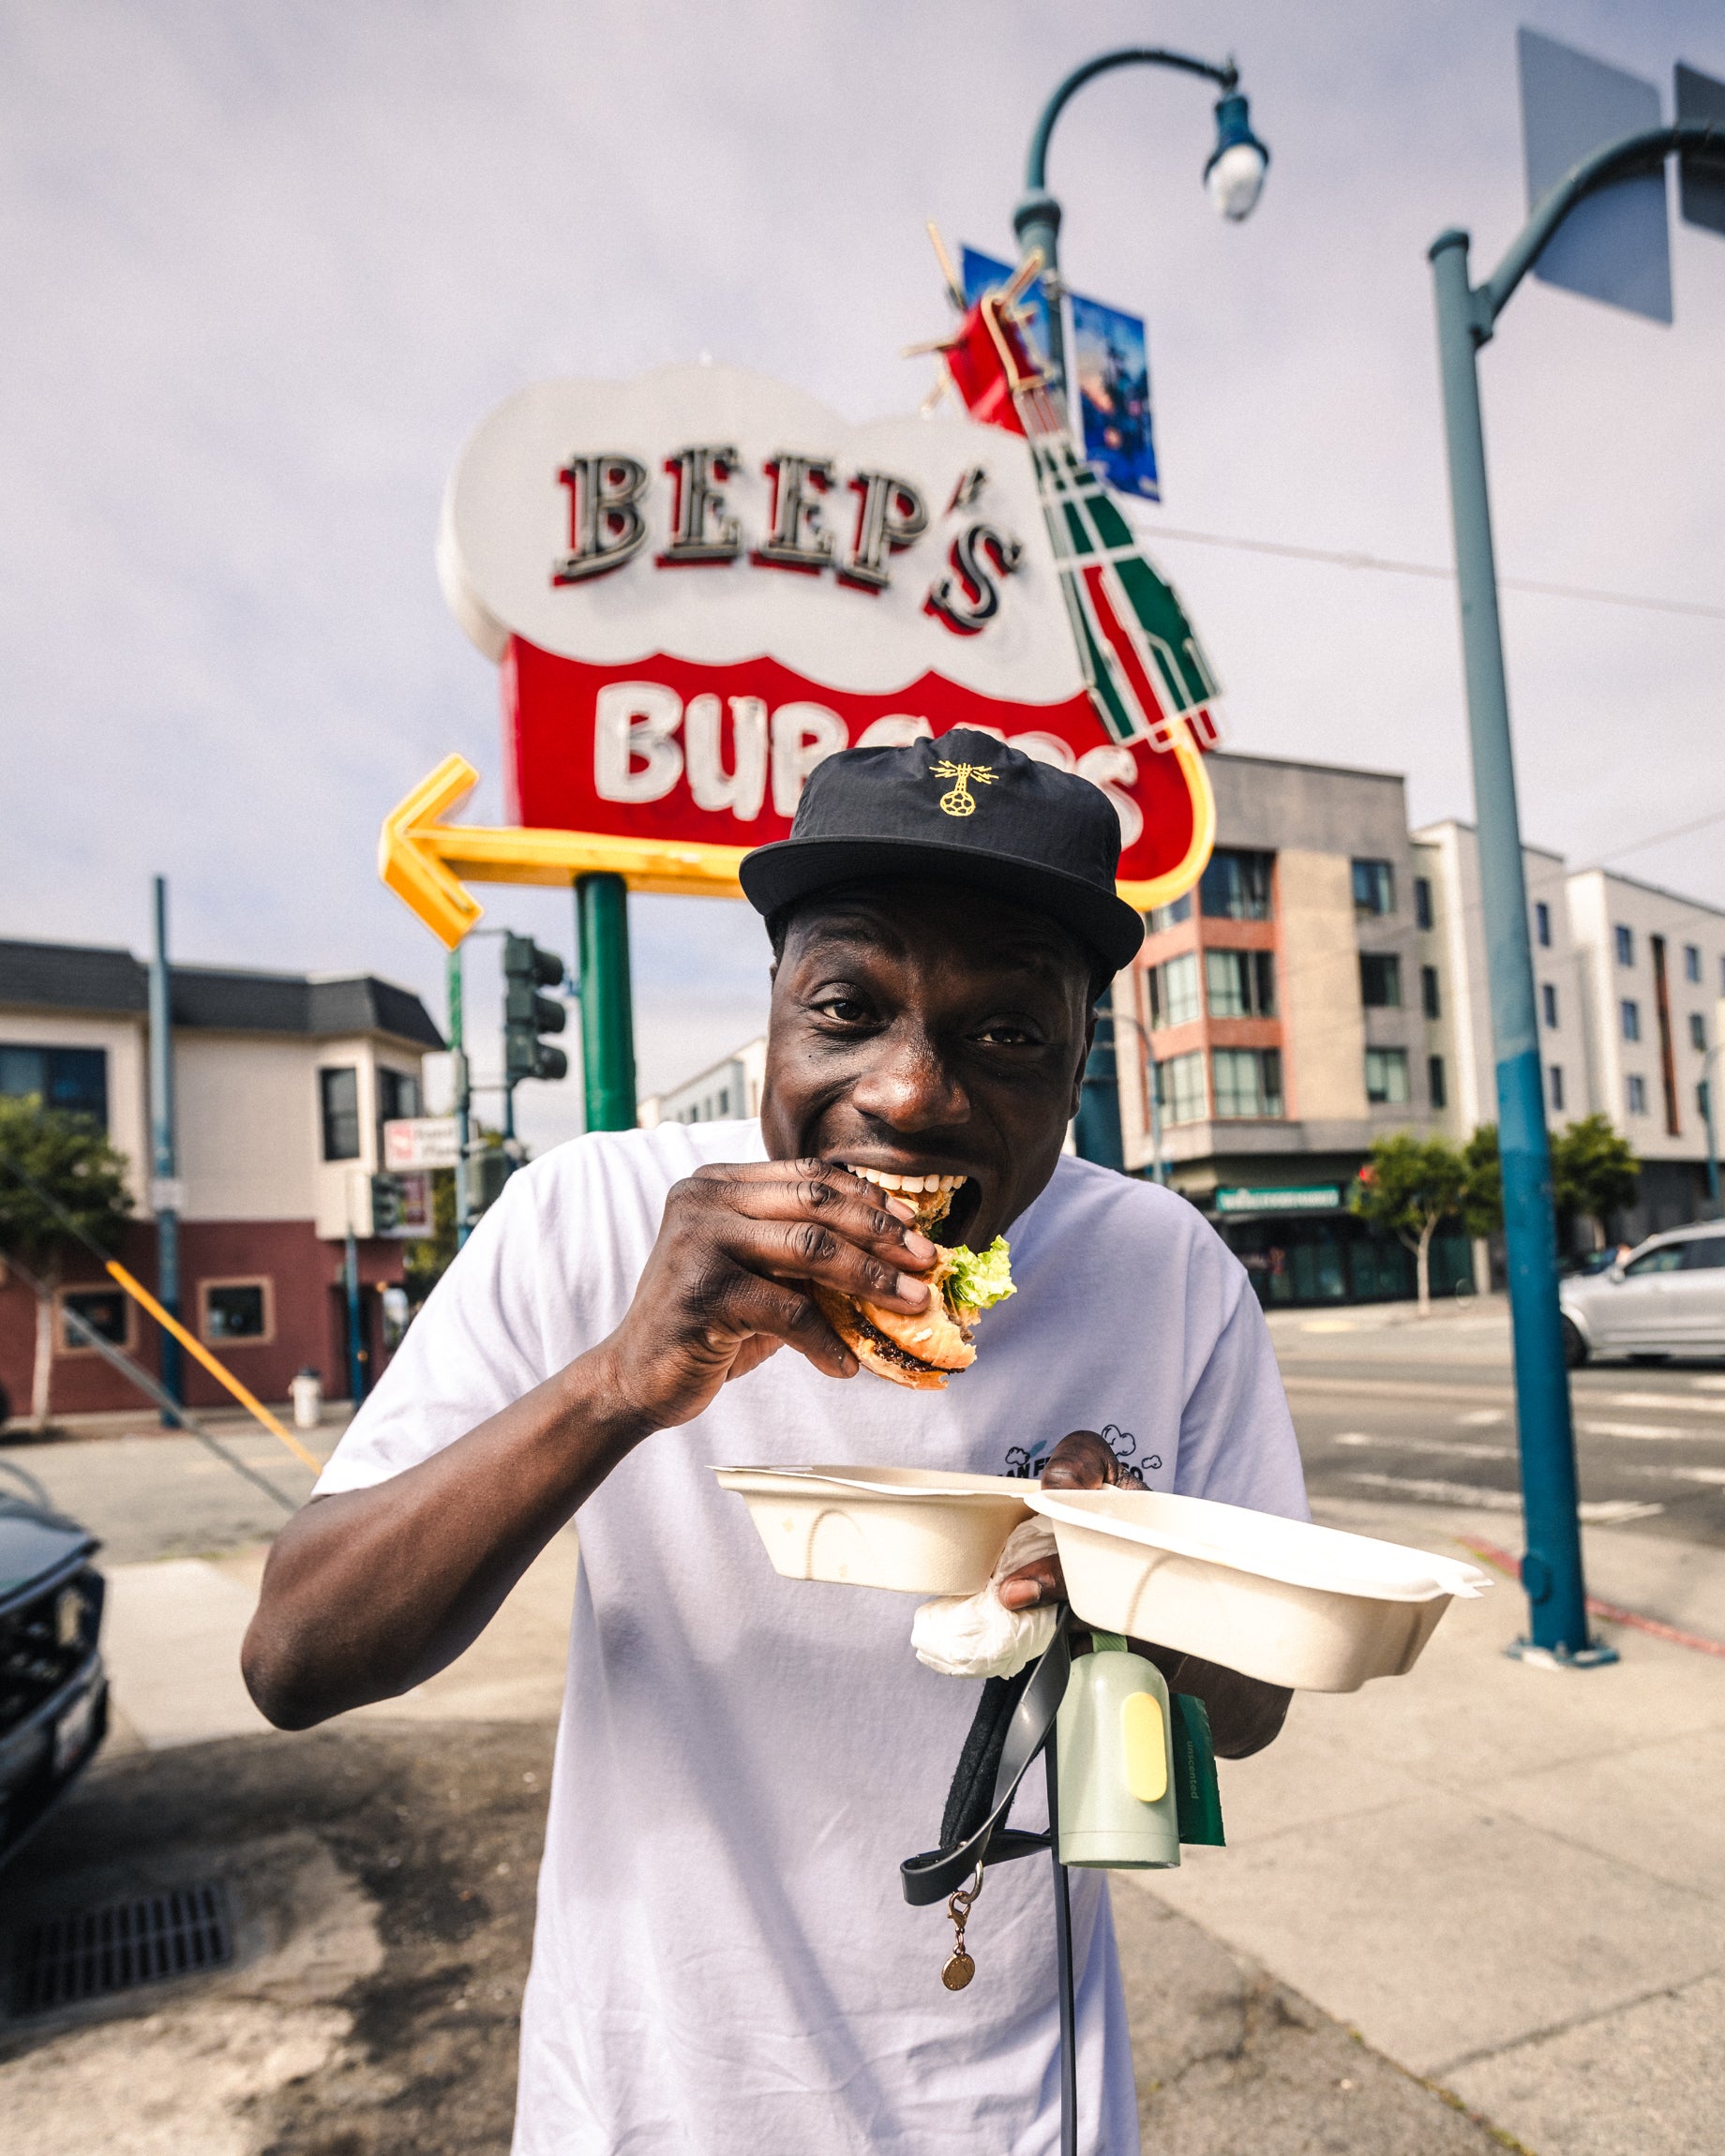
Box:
[1560,1221,1725,1367]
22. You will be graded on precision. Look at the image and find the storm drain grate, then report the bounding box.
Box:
[12,1881,232,2014]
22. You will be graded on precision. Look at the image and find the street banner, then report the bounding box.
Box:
[406,266,1221,945]
[964,247,1160,500]
[961,245,1055,374]
[1069,292,1160,502]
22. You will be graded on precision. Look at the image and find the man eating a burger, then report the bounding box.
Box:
[244,728,1308,2156]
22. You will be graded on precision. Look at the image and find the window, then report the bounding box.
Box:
[1550,1064,1565,1113]
[376,1066,421,1158]
[1352,859,1395,917]
[1153,1050,1207,1125]
[1199,850,1273,921]
[1541,982,1558,1030]
[1422,965,1441,1020]
[1684,944,1702,984]
[320,1066,362,1160]
[1690,1012,1707,1054]
[1211,1047,1284,1120]
[1614,924,1634,966]
[1204,949,1276,1018]
[1414,877,1434,931]
[57,1287,130,1354]
[1429,1054,1448,1110]
[1624,1241,1685,1275]
[201,1279,273,1343]
[1535,901,1552,949]
[1148,951,1201,1029]
[1148,891,1192,934]
[1682,1235,1725,1271]
[1364,1047,1410,1105]
[0,1044,109,1129]
[1627,1073,1648,1115]
[378,1068,420,1122]
[1359,952,1402,1008]
[1620,1000,1641,1043]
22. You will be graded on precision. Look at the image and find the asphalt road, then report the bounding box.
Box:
[0,1415,335,1563]
[1271,1301,1725,1550]
[8,1296,1725,1564]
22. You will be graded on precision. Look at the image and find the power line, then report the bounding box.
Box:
[1140,522,1725,623]
[1598,806,1725,864]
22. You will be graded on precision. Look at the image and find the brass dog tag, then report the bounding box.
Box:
[940,1873,982,1990]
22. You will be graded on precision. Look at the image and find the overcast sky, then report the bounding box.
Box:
[3,0,1721,1150]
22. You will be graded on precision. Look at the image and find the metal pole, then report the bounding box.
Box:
[1429,232,1602,1664]
[577,874,638,1132]
[1072,1001,1126,1172]
[344,1220,366,1406]
[1702,1046,1722,1219]
[1043,1742,1077,2156]
[148,876,182,1424]
[1012,46,1248,1175]
[448,944,472,1250]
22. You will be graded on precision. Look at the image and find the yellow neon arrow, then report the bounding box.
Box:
[378,756,753,947]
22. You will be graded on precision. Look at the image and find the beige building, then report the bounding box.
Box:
[1409,824,1591,1139]
[0,939,442,1420]
[639,1037,767,1129]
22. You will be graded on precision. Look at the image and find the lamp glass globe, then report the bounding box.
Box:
[1207,141,1266,222]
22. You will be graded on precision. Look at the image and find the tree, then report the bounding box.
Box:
[1551,1115,1639,1251]
[402,1125,511,1305]
[0,1097,134,1429]
[1352,1132,1497,1316]
[1462,1123,1504,1236]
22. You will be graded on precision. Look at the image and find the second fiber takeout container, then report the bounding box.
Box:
[1026,1487,1490,1693]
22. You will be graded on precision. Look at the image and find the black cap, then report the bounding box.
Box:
[739,728,1145,974]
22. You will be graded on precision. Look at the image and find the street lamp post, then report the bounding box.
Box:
[1429,119,1722,1665]
[1011,47,1268,1175]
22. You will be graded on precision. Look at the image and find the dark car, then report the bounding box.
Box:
[0,1466,108,1865]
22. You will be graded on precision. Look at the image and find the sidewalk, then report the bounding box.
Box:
[1139,1493,1725,2156]
[43,1498,1725,2154]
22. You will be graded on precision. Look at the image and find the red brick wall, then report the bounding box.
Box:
[0,1219,406,1423]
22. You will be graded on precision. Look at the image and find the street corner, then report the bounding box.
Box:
[0,1719,554,2155]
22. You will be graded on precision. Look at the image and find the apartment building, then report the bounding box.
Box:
[1556,871,1722,1233]
[1114,753,1467,1307]
[0,938,443,1421]
[630,750,1722,1306]
[639,1037,768,1129]
[1410,841,1725,1239]
[1410,824,1592,1137]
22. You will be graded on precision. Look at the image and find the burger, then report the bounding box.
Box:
[816,1167,1016,1391]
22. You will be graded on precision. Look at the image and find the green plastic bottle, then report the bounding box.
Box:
[1055,1633,1182,1870]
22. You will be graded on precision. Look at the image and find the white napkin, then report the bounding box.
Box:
[911,1518,1060,1679]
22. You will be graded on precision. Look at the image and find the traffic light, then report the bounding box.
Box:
[503,935,569,1084]
[370,1172,408,1234]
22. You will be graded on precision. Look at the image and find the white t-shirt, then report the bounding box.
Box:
[318,1120,1307,2156]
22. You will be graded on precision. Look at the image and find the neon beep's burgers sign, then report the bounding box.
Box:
[440,315,1221,907]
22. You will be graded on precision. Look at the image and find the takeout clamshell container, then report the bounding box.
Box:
[712,1465,1033,1595]
[1026,1488,1490,1693]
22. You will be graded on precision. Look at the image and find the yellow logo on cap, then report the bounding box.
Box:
[931,760,996,818]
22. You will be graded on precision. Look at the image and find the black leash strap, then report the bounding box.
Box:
[900,1621,1072,1906]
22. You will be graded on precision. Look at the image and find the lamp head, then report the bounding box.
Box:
[1204,91,1268,221]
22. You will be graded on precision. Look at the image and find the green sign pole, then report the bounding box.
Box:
[577,873,638,1132]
